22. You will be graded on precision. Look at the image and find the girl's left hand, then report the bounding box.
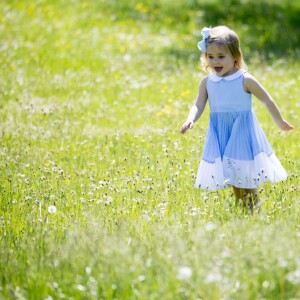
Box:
[280,120,294,131]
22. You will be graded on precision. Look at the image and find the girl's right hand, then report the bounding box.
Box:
[180,120,194,134]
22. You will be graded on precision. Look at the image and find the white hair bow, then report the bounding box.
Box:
[197,27,211,53]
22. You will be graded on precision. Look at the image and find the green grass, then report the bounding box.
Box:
[0,0,300,299]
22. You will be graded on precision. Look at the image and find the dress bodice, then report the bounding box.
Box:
[207,70,252,113]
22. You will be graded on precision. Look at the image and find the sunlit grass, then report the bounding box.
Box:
[0,1,300,299]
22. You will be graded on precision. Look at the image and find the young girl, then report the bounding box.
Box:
[180,26,293,208]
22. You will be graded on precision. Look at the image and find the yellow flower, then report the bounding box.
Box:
[180,89,191,98]
[135,3,149,14]
[164,17,173,25]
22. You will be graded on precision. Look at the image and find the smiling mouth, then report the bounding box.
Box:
[214,67,223,73]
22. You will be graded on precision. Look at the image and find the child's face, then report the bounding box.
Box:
[206,43,236,77]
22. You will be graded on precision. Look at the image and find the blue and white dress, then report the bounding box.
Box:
[195,69,287,190]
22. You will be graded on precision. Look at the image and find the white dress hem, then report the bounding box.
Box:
[194,152,287,190]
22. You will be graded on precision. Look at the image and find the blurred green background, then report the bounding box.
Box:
[1,0,299,109]
[1,0,298,174]
[102,0,300,59]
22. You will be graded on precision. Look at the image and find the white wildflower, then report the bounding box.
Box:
[221,249,231,258]
[137,275,146,282]
[123,54,132,62]
[262,281,270,289]
[177,266,192,281]
[205,221,216,232]
[48,205,57,214]
[141,214,151,223]
[107,196,113,203]
[77,284,86,291]
[205,270,222,284]
[286,269,300,285]
[278,258,288,268]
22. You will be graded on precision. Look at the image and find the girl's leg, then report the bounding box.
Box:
[232,186,242,200]
[232,186,259,209]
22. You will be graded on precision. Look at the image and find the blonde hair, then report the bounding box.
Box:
[200,26,247,72]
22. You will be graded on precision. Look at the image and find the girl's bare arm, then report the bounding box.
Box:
[244,73,294,131]
[180,77,208,134]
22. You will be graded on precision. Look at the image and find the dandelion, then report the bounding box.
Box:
[123,54,131,62]
[262,281,270,289]
[76,284,86,291]
[286,269,300,285]
[104,196,113,206]
[177,266,192,281]
[204,270,222,284]
[141,214,151,223]
[48,205,57,214]
[190,208,198,217]
[278,258,288,268]
[137,275,146,282]
[53,282,59,289]
[205,222,216,232]
[221,249,231,258]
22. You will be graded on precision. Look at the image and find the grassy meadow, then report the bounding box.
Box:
[1,0,300,299]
